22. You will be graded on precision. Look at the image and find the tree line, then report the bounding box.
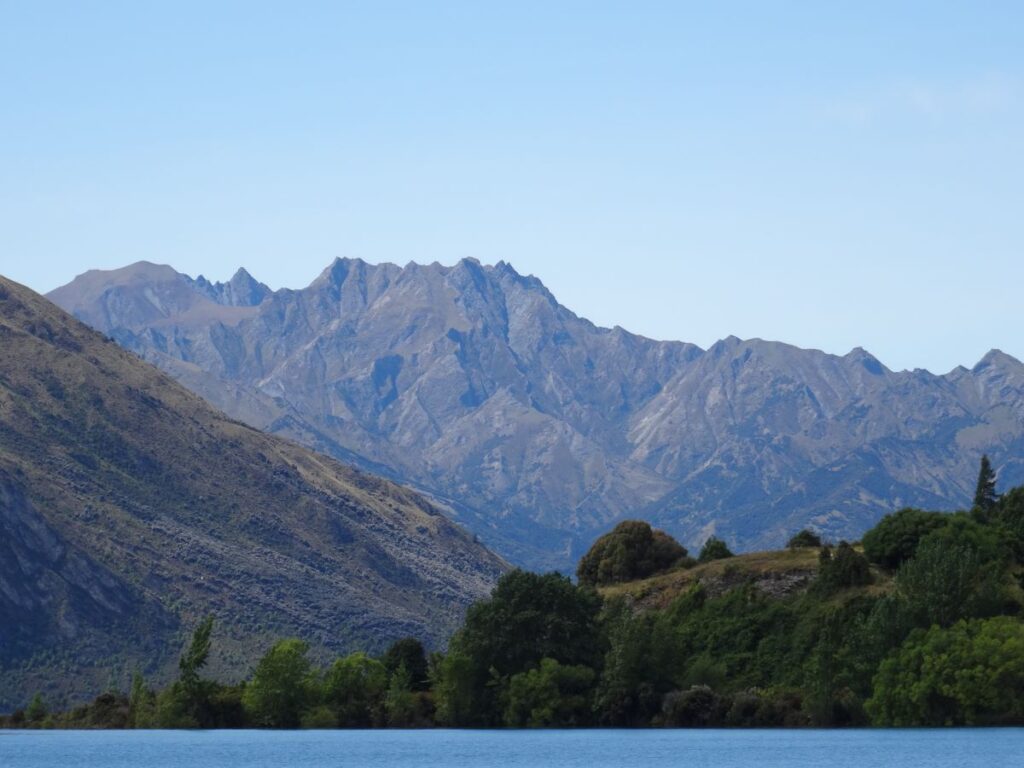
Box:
[5,456,1024,729]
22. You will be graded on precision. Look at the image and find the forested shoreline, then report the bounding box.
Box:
[5,459,1024,730]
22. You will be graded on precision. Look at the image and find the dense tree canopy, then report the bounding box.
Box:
[323,652,388,727]
[868,618,1024,726]
[437,570,604,726]
[576,521,687,586]
[861,508,947,569]
[787,529,822,548]
[242,639,313,728]
[896,534,1005,628]
[503,658,596,727]
[10,474,1024,731]
[381,637,429,692]
[813,542,872,596]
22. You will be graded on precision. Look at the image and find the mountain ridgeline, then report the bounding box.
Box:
[0,275,506,711]
[49,259,1024,570]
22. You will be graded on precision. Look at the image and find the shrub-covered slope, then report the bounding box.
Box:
[0,275,506,711]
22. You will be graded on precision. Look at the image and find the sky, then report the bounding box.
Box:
[2,2,1022,373]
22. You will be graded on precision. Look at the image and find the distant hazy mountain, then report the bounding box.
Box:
[50,259,1024,569]
[0,274,505,710]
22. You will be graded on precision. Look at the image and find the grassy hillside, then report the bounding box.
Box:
[0,275,506,711]
[600,545,892,610]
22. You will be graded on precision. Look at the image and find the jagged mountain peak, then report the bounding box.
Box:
[974,348,1023,372]
[191,266,271,307]
[47,259,1024,570]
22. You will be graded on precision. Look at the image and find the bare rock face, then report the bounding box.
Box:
[49,259,1024,569]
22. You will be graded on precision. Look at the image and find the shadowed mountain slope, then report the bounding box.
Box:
[0,274,506,710]
[49,259,1024,569]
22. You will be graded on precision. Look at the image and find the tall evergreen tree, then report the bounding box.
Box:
[179,616,214,690]
[973,455,998,513]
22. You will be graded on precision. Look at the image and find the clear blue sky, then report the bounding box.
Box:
[2,2,1022,373]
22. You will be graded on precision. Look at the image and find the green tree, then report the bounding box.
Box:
[813,542,872,596]
[383,663,417,727]
[323,652,388,727]
[593,602,663,729]
[802,607,868,726]
[787,529,822,548]
[918,512,1006,565]
[994,486,1024,560]
[896,533,1004,629]
[502,658,596,727]
[433,650,477,726]
[436,570,604,725]
[242,638,314,728]
[128,671,156,728]
[660,685,721,727]
[576,521,687,586]
[973,454,999,515]
[861,508,947,569]
[381,637,429,692]
[157,616,217,727]
[698,536,734,563]
[867,617,1024,726]
[179,615,214,692]
[25,693,47,724]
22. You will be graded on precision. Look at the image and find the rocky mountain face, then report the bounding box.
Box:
[49,259,1024,570]
[0,275,506,710]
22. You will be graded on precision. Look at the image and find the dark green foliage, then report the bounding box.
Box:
[803,606,869,726]
[660,685,721,727]
[973,454,999,515]
[503,658,596,727]
[25,693,47,723]
[208,685,246,728]
[436,570,603,726]
[593,598,671,726]
[993,486,1024,559]
[68,692,131,728]
[896,533,1005,629]
[721,688,808,727]
[128,671,156,728]
[813,542,872,596]
[178,616,214,687]
[861,508,947,569]
[787,530,822,548]
[576,521,686,587]
[157,616,218,727]
[917,512,1006,565]
[867,617,1024,726]
[433,650,476,727]
[383,664,417,727]
[462,570,605,672]
[665,584,803,692]
[381,637,429,692]
[10,482,1024,730]
[698,536,734,563]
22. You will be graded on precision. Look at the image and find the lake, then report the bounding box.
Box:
[1,728,1022,767]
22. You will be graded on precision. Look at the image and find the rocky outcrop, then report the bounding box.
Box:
[48,259,1024,570]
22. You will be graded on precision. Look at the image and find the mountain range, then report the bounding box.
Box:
[49,258,1024,570]
[0,274,505,710]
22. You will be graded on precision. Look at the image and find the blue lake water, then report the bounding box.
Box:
[1,728,1022,767]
